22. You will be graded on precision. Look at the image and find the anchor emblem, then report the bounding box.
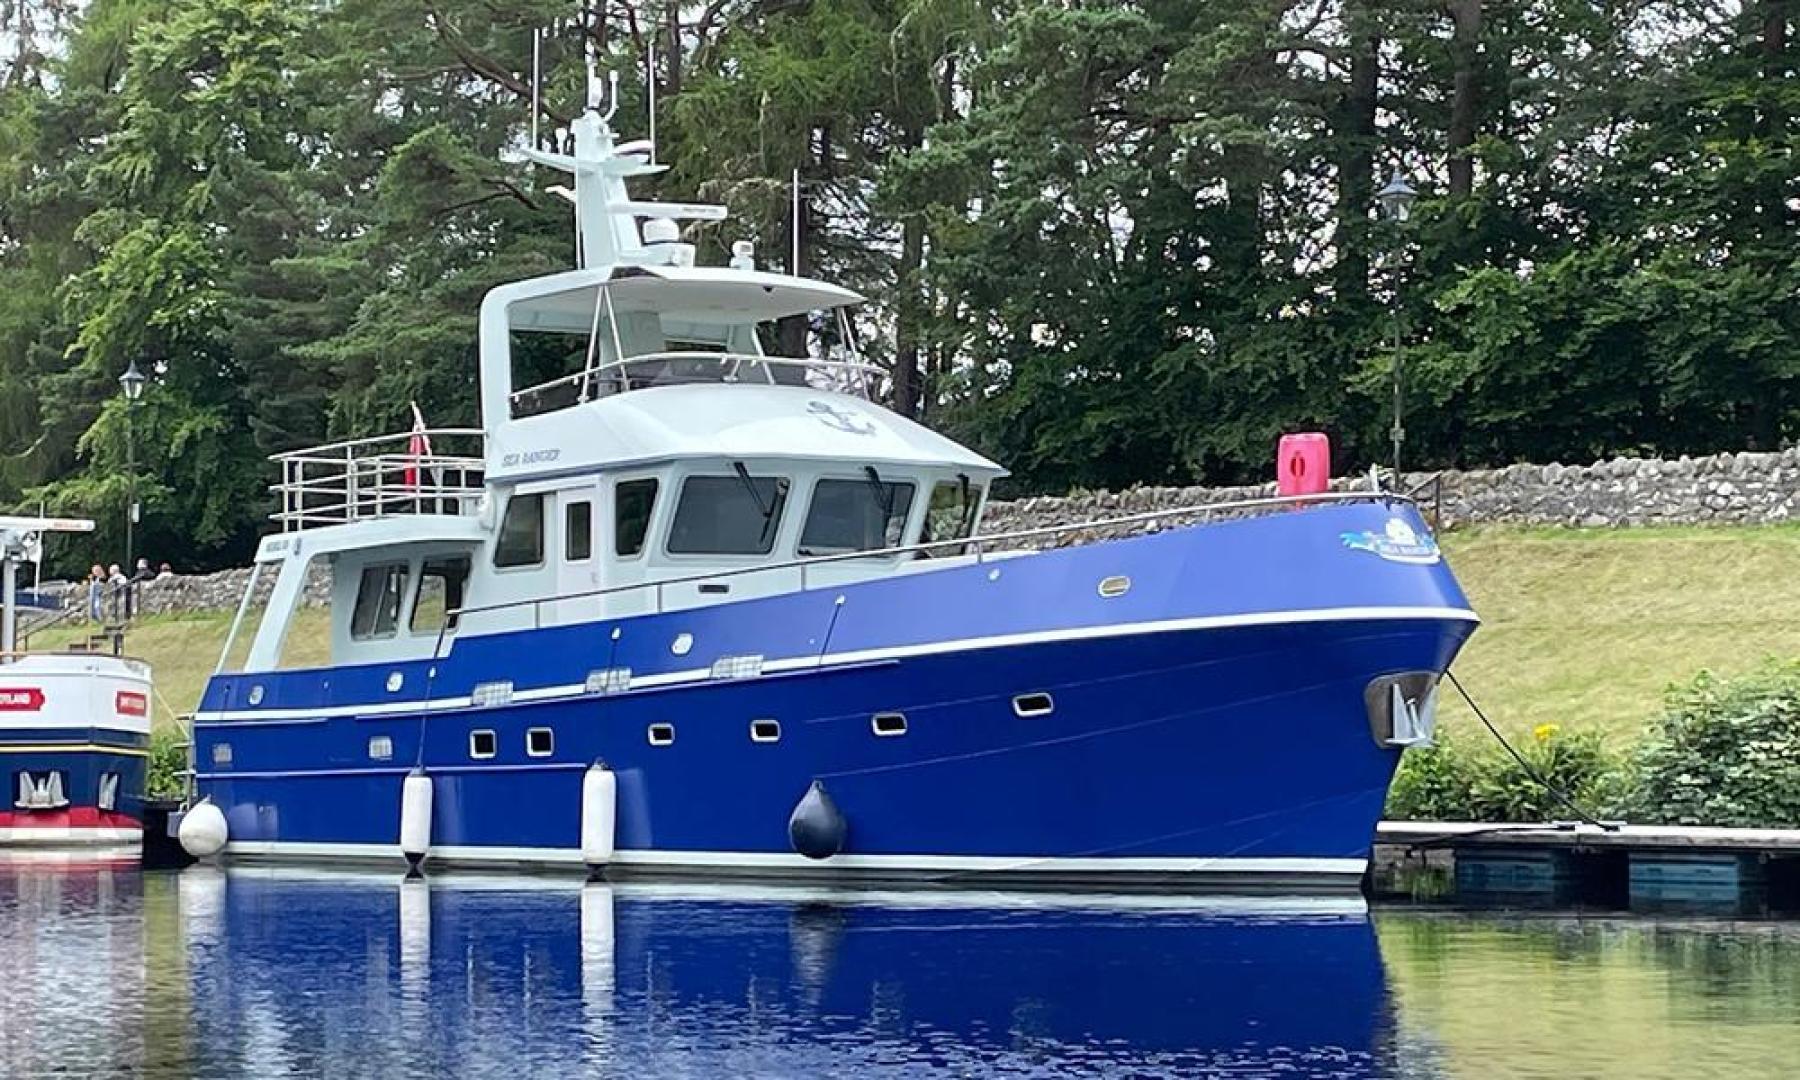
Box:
[807,400,877,436]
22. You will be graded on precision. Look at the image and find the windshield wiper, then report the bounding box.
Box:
[863,465,894,516]
[733,461,772,517]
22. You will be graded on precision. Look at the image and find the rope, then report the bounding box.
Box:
[1445,669,1618,832]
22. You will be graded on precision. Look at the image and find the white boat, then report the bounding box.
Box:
[0,518,152,846]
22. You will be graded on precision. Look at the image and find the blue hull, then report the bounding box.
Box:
[195,501,1475,888]
[0,730,147,841]
[181,872,1391,1075]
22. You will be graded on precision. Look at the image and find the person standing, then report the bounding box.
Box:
[86,565,105,622]
[107,563,127,621]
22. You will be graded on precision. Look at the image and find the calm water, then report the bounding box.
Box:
[0,862,1797,1078]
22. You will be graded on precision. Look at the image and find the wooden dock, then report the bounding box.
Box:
[1371,821,1800,912]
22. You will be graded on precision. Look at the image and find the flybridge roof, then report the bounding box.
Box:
[493,264,865,335]
[486,383,1005,483]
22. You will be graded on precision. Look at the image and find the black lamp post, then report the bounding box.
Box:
[119,360,146,577]
[1376,168,1417,480]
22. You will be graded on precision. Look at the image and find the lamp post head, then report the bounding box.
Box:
[1376,169,1418,222]
[119,360,147,402]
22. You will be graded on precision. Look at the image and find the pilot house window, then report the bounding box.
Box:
[494,493,545,568]
[667,474,789,556]
[921,478,982,555]
[615,479,659,557]
[351,563,409,640]
[411,555,471,634]
[800,477,916,556]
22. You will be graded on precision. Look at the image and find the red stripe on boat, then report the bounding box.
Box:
[0,808,142,829]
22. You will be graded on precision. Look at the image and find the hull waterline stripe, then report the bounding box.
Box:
[195,604,1478,726]
[220,840,1366,878]
[0,743,149,757]
[0,827,143,844]
[196,761,590,782]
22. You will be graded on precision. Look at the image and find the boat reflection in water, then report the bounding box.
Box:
[182,869,1394,1077]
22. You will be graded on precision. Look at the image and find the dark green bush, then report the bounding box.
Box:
[1626,661,1800,827]
[1385,725,1620,823]
[147,727,190,799]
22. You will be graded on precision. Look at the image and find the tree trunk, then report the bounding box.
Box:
[893,212,925,417]
[663,1,683,98]
[1446,0,1482,199]
[1334,7,1379,302]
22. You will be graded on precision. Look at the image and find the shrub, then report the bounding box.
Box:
[1626,661,1800,827]
[1386,725,1620,823]
[147,727,190,799]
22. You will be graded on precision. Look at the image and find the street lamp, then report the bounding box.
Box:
[1376,169,1417,480]
[119,360,146,583]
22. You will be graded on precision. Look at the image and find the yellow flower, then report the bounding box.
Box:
[1532,722,1560,743]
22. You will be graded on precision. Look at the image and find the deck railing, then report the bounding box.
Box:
[509,350,881,417]
[271,429,487,531]
[433,488,1412,656]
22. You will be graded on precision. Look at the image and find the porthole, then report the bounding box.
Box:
[872,712,908,737]
[671,632,694,656]
[526,727,554,757]
[469,729,497,759]
[648,723,676,747]
[750,718,781,744]
[1013,693,1055,718]
[1097,575,1131,598]
[368,735,394,761]
[386,671,405,693]
[247,685,264,706]
[211,743,233,766]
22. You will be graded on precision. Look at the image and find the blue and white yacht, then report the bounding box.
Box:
[181,84,1478,891]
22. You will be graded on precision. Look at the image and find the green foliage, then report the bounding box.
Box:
[147,726,189,799]
[1626,662,1800,828]
[3,0,1799,566]
[1386,725,1621,824]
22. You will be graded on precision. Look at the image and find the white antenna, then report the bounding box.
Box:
[530,30,542,150]
[585,33,599,110]
[646,41,657,165]
[791,168,801,275]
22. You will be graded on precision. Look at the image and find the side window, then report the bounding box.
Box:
[351,563,409,639]
[800,478,916,556]
[494,492,545,568]
[667,475,789,556]
[411,555,472,634]
[615,479,658,557]
[922,479,982,554]
[565,499,593,562]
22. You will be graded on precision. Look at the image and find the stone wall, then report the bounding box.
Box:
[979,447,1800,546]
[46,447,1800,615]
[50,563,332,617]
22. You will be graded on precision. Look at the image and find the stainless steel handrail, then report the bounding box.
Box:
[269,428,486,462]
[271,428,488,530]
[508,351,884,404]
[434,489,1409,653]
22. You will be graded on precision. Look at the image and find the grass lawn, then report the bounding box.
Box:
[28,607,331,730]
[1437,524,1800,744]
[22,524,1800,744]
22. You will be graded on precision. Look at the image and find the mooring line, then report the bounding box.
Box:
[1444,668,1620,833]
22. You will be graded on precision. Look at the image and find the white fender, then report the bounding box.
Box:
[177,798,229,860]
[400,769,434,871]
[580,763,617,869]
[580,881,615,1015]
